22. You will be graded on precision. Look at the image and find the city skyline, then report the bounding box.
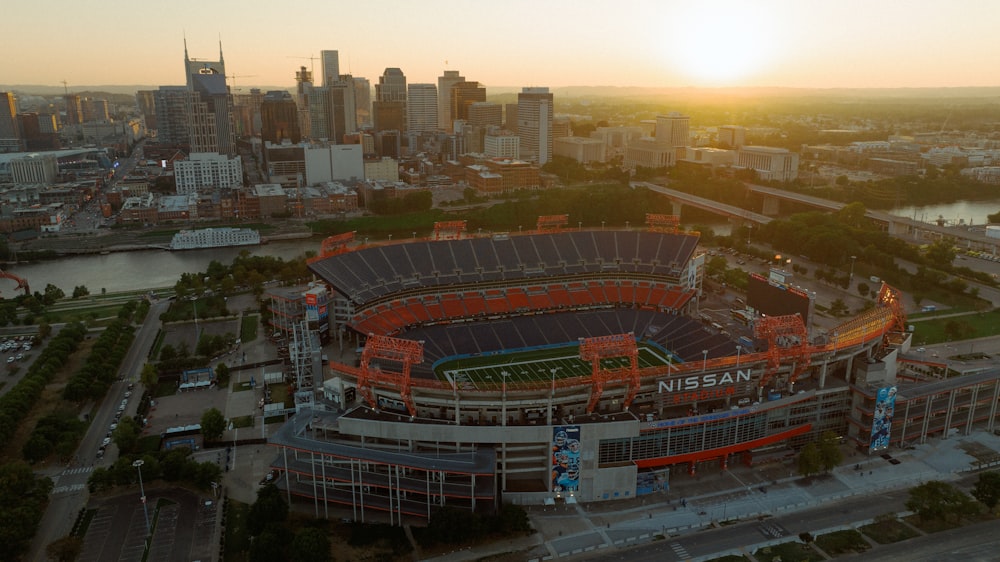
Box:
[3,0,999,91]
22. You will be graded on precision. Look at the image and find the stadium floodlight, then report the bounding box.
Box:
[702,349,708,372]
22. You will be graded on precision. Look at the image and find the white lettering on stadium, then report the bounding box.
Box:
[658,369,752,393]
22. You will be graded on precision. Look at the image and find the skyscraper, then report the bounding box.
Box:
[437,70,465,131]
[295,66,313,138]
[136,90,157,130]
[153,86,192,145]
[183,39,236,154]
[353,77,371,127]
[407,84,438,133]
[374,68,407,132]
[517,87,554,165]
[63,94,83,125]
[321,50,340,87]
[0,92,21,152]
[467,102,502,128]
[261,90,301,144]
[450,81,487,124]
[184,37,226,90]
[309,78,357,143]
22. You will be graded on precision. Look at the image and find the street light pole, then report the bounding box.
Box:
[736,345,741,369]
[849,255,857,286]
[702,349,708,372]
[133,459,151,537]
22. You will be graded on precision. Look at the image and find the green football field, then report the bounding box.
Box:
[435,343,677,390]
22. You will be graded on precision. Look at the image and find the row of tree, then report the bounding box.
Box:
[62,316,135,402]
[0,322,86,450]
[87,448,222,493]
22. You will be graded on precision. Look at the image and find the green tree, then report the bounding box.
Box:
[972,471,1000,510]
[247,483,288,536]
[290,527,332,562]
[215,362,231,385]
[43,283,66,305]
[113,416,140,454]
[46,536,83,562]
[857,282,870,298]
[828,298,849,317]
[906,480,979,523]
[250,527,292,562]
[200,408,226,441]
[72,285,90,298]
[141,363,159,388]
[818,431,843,472]
[924,239,956,265]
[0,462,53,559]
[798,442,822,477]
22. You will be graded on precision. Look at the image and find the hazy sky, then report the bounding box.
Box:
[3,0,998,90]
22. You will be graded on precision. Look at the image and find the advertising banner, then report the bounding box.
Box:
[870,385,897,451]
[551,425,581,493]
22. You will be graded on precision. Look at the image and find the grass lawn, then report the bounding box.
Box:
[269,382,289,406]
[859,517,921,544]
[136,435,162,454]
[814,529,871,556]
[753,541,821,562]
[231,381,254,393]
[231,415,254,429]
[240,314,258,343]
[909,309,1000,346]
[153,380,178,398]
[224,499,250,562]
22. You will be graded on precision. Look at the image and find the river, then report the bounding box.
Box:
[5,240,320,295]
[890,199,1000,227]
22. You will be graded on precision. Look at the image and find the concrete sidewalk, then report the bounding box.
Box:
[422,431,1000,562]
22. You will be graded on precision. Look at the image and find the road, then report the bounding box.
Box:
[855,518,1000,561]
[27,298,170,560]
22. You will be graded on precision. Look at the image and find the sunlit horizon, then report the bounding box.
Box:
[3,0,999,91]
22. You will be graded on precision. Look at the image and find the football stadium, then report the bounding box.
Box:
[266,215,1000,523]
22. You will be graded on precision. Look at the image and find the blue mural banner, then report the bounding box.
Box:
[551,425,581,493]
[870,385,897,451]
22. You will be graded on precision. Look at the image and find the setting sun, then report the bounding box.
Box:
[660,2,780,85]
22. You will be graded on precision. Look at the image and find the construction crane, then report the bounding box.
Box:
[226,74,257,92]
[0,270,29,297]
[286,55,318,76]
[60,80,69,95]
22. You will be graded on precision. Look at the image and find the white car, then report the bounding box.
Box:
[101,437,111,446]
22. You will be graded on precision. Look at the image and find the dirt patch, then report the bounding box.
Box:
[0,337,97,463]
[960,441,1000,463]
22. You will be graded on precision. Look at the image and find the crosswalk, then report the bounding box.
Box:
[61,466,94,477]
[52,483,86,495]
[669,542,690,559]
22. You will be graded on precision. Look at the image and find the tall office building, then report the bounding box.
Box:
[321,50,340,87]
[437,70,465,131]
[0,92,21,151]
[376,68,407,103]
[153,86,192,145]
[374,68,407,132]
[82,98,110,122]
[467,102,502,128]
[450,81,486,123]
[353,77,371,127]
[136,90,157,130]
[63,94,83,125]
[184,37,226,90]
[261,90,301,144]
[407,83,438,133]
[309,78,356,143]
[191,73,236,155]
[517,87,554,165]
[183,39,236,154]
[655,112,690,148]
[295,66,313,139]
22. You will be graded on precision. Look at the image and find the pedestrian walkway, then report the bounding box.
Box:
[422,431,1000,561]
